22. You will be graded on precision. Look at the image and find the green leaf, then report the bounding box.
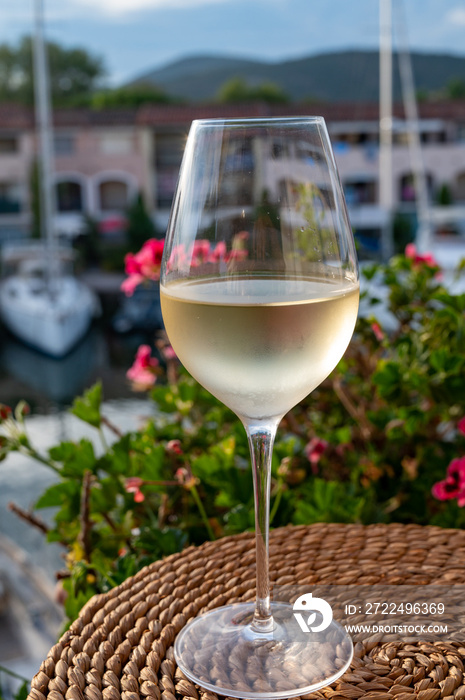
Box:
[48,439,96,477]
[374,361,403,400]
[104,435,132,475]
[292,479,368,524]
[133,525,187,558]
[71,382,102,428]
[224,503,254,534]
[15,682,29,700]
[35,479,80,509]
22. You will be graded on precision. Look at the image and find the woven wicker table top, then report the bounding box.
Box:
[28,522,465,700]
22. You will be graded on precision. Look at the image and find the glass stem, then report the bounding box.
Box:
[244,419,279,635]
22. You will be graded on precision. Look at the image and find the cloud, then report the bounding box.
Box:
[70,0,230,15]
[445,7,465,26]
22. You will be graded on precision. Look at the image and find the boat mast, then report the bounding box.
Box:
[395,0,431,253]
[33,0,56,286]
[379,0,394,260]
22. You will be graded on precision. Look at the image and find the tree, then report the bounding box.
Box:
[437,183,453,206]
[125,192,157,251]
[446,77,465,100]
[0,36,105,106]
[217,77,289,104]
[91,84,175,109]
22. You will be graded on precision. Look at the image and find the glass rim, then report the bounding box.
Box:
[191,116,326,127]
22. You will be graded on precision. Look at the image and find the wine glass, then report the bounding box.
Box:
[160,117,359,699]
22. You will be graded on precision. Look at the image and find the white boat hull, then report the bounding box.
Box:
[0,274,97,357]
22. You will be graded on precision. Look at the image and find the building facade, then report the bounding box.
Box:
[1,101,465,254]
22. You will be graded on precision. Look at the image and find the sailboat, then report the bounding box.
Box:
[0,0,98,357]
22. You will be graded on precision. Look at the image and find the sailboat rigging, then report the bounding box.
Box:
[0,0,98,357]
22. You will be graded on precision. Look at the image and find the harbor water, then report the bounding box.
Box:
[0,322,154,580]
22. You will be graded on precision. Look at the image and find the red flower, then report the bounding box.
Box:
[121,238,165,296]
[210,241,227,261]
[458,417,465,436]
[0,405,12,421]
[162,344,177,361]
[371,322,384,342]
[432,456,465,507]
[166,439,183,456]
[166,244,188,272]
[190,239,212,266]
[127,345,159,390]
[405,243,439,269]
[305,437,328,473]
[125,476,145,503]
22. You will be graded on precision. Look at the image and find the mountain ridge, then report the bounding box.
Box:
[127,50,465,103]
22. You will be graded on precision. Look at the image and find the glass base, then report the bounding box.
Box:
[174,602,353,699]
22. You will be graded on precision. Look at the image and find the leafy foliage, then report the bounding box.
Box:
[1,250,465,626]
[125,192,157,251]
[0,666,29,700]
[91,84,176,109]
[216,77,289,104]
[0,36,105,106]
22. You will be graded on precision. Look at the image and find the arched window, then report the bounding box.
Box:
[99,180,129,211]
[56,181,83,212]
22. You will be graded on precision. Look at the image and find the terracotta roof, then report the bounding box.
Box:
[136,100,465,126]
[0,103,34,129]
[135,102,386,126]
[52,107,138,127]
[0,100,465,131]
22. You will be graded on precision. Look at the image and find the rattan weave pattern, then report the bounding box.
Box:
[29,523,465,700]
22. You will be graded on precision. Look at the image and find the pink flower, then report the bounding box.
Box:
[127,345,159,390]
[305,437,328,473]
[190,240,212,266]
[166,244,188,272]
[162,344,177,361]
[125,476,145,503]
[166,439,183,456]
[166,236,249,273]
[121,273,145,296]
[371,322,384,342]
[432,456,465,507]
[121,239,165,296]
[210,241,227,262]
[137,239,165,277]
[405,243,439,269]
[458,417,465,436]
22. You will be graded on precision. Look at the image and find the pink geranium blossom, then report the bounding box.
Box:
[125,476,145,503]
[190,239,212,266]
[166,233,249,272]
[166,244,188,272]
[121,238,165,296]
[405,243,439,269]
[166,439,183,456]
[127,345,159,390]
[305,437,328,473]
[432,456,465,507]
[371,322,384,342]
[162,344,177,361]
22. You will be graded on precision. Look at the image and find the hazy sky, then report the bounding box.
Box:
[1,0,464,85]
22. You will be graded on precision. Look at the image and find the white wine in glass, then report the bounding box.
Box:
[160,117,359,699]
